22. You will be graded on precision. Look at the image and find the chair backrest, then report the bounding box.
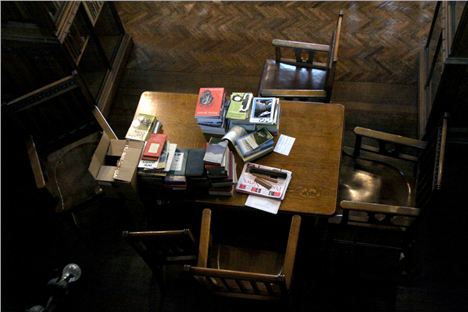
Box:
[184,266,288,300]
[274,10,343,68]
[123,229,197,273]
[325,10,344,100]
[186,209,301,301]
[271,10,343,102]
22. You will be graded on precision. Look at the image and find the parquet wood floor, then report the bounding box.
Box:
[115,1,434,85]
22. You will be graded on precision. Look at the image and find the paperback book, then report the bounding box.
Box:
[250,97,278,125]
[195,88,225,117]
[203,137,228,165]
[226,92,253,120]
[236,128,274,157]
[222,126,274,162]
[126,113,157,141]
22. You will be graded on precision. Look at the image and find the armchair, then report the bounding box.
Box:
[185,209,301,301]
[258,10,343,102]
[329,114,448,275]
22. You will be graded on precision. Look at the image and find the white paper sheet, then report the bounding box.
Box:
[245,195,281,214]
[274,134,296,156]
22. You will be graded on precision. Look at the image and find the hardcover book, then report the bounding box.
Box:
[226,92,253,120]
[142,133,167,160]
[125,113,157,141]
[185,148,206,177]
[195,88,225,117]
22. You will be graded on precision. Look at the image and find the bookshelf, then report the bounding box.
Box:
[1,1,132,116]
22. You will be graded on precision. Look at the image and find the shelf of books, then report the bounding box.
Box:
[100,87,290,213]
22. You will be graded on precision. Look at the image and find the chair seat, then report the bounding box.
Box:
[329,153,416,226]
[210,244,284,275]
[260,59,327,92]
[339,155,415,207]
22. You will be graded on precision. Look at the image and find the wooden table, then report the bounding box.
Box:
[134,91,344,216]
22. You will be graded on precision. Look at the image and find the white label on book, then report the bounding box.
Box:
[245,195,281,214]
[274,134,296,156]
[170,152,184,171]
[148,143,160,154]
[138,159,158,169]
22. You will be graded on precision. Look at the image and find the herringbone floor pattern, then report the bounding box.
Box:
[116,1,435,84]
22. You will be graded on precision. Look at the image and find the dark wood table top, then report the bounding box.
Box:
[134,91,344,216]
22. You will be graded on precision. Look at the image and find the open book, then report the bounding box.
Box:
[222,126,274,162]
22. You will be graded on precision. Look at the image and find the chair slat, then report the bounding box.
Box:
[249,280,260,294]
[264,282,275,296]
[220,277,232,291]
[235,279,247,293]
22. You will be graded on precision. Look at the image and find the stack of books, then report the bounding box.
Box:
[249,97,281,135]
[203,137,237,196]
[164,148,188,191]
[226,92,255,131]
[184,148,210,192]
[195,88,228,136]
[138,145,211,194]
[137,142,178,189]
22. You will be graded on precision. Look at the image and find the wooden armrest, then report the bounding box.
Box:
[197,208,212,267]
[282,215,301,288]
[261,88,327,98]
[123,229,194,240]
[25,136,46,188]
[277,58,328,69]
[354,127,427,149]
[340,200,420,217]
[272,39,330,53]
[185,266,282,282]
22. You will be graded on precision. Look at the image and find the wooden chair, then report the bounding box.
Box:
[123,229,197,275]
[123,228,197,309]
[185,209,301,301]
[4,71,116,213]
[258,10,344,102]
[328,114,448,277]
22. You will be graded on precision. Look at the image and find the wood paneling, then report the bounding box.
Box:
[116,1,434,84]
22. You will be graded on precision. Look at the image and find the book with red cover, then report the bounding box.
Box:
[142,133,167,160]
[195,88,225,117]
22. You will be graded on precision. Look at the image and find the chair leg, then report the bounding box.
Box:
[353,135,362,158]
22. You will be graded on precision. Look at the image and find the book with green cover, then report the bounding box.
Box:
[226,92,253,120]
